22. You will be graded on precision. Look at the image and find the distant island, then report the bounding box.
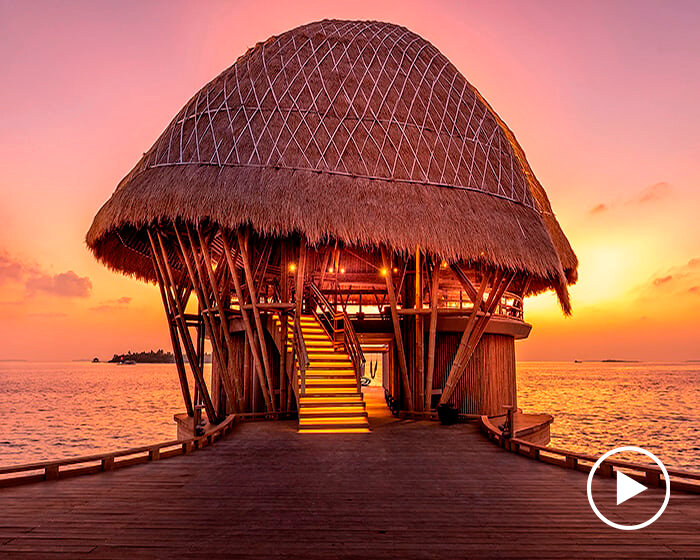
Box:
[107,350,212,364]
[109,349,175,364]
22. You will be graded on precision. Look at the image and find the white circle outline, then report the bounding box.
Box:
[586,446,670,531]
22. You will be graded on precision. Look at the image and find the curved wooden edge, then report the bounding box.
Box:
[0,415,238,489]
[479,415,700,494]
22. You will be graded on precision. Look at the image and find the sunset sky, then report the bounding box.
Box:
[0,0,698,361]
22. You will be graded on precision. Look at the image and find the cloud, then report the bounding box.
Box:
[0,251,31,283]
[638,257,700,300]
[589,181,672,215]
[90,296,132,312]
[26,270,92,298]
[652,275,673,287]
[635,182,671,204]
[0,249,92,299]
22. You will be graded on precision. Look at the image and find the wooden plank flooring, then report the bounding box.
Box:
[0,399,698,558]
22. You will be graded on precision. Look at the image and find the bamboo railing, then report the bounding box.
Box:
[479,415,700,494]
[0,415,236,489]
[308,282,365,391]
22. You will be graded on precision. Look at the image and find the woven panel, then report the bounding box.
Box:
[143,20,534,209]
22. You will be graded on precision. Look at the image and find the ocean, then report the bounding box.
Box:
[0,361,698,470]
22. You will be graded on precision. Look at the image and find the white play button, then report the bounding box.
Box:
[587,446,670,530]
[616,471,647,505]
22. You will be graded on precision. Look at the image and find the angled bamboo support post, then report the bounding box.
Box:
[148,232,194,417]
[173,225,238,413]
[424,261,440,410]
[237,229,277,412]
[439,270,515,405]
[438,269,493,406]
[381,245,413,411]
[194,225,246,412]
[221,233,275,412]
[148,228,219,423]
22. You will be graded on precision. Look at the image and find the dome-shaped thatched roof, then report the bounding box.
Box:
[87,19,577,309]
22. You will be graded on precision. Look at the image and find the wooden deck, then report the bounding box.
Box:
[1,395,698,558]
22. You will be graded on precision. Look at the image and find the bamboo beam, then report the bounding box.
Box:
[221,233,274,412]
[237,229,276,412]
[424,262,440,410]
[381,246,413,411]
[194,225,246,411]
[149,228,218,423]
[149,235,194,417]
[173,225,238,413]
[439,271,515,405]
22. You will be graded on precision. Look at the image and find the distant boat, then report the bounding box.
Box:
[92,357,100,363]
[118,360,136,365]
[574,360,582,363]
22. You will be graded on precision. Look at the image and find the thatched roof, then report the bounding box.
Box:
[87,19,577,311]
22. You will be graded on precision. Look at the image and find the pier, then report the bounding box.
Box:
[1,397,698,558]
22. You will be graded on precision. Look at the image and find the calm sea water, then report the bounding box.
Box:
[518,362,699,471]
[0,361,698,470]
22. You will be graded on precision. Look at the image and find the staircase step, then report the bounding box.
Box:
[299,395,363,404]
[298,424,370,433]
[300,410,368,418]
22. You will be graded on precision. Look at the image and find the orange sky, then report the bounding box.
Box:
[0,0,698,361]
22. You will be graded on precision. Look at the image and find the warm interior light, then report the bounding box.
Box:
[380,267,388,277]
[441,260,448,268]
[392,267,398,273]
[328,267,334,273]
[340,268,345,274]
[288,263,297,272]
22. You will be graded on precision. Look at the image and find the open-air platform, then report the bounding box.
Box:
[1,394,698,559]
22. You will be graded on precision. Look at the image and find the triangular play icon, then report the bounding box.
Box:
[617,471,647,505]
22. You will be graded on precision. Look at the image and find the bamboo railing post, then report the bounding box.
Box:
[381,245,413,411]
[149,229,219,423]
[237,229,277,412]
[221,233,274,412]
[194,225,246,412]
[148,234,194,417]
[425,261,440,410]
[173,225,237,413]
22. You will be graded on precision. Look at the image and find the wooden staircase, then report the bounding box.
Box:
[286,315,370,434]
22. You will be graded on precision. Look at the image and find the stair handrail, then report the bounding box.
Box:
[308,282,365,391]
[292,311,310,396]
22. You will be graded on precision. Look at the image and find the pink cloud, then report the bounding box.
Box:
[26,270,92,298]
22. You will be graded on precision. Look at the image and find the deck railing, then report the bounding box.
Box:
[0,415,237,489]
[480,415,700,494]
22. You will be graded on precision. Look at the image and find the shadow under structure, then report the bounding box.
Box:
[86,19,578,434]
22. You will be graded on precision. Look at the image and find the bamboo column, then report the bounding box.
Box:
[424,261,440,410]
[221,233,275,412]
[381,246,413,411]
[148,229,218,423]
[194,225,246,411]
[414,247,424,411]
[149,237,193,417]
[237,230,277,412]
[173,226,238,413]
